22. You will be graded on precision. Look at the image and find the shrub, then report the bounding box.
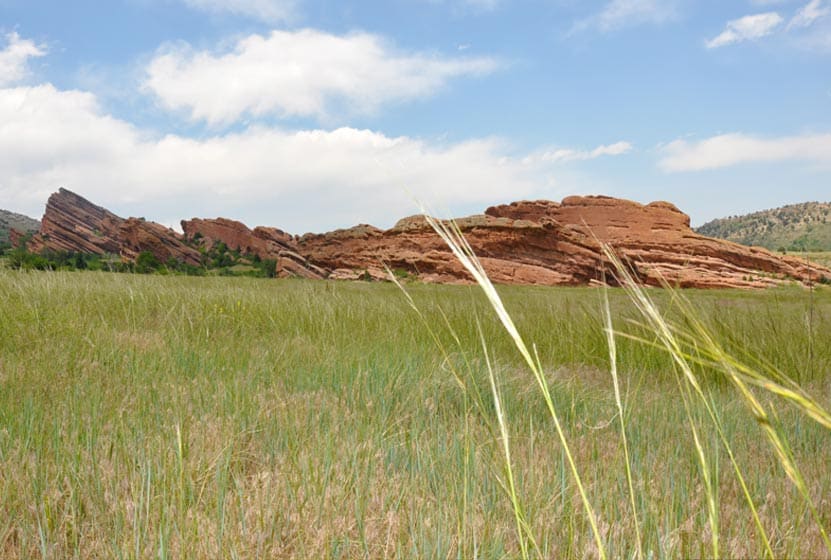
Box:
[135,251,161,274]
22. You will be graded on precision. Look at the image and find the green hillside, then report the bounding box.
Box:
[696,201,831,252]
[0,209,40,245]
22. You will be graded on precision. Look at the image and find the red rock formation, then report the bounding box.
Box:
[484,195,831,288]
[27,188,200,266]
[23,189,831,288]
[118,218,201,266]
[297,214,610,286]
[180,217,326,279]
[8,228,24,248]
[28,188,124,255]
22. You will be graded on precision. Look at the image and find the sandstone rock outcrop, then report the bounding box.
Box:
[22,189,831,288]
[8,228,25,248]
[485,196,829,288]
[297,215,609,286]
[26,188,201,266]
[180,217,326,279]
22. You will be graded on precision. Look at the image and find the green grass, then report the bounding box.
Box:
[804,251,831,268]
[0,269,829,558]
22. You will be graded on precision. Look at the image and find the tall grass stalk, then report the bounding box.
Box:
[600,285,642,560]
[599,245,830,556]
[420,214,607,560]
[479,324,533,560]
[388,268,539,557]
[2,254,829,557]
[420,214,831,558]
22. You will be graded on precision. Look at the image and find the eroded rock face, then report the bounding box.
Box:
[27,188,200,266]
[484,196,830,288]
[297,214,612,286]
[180,217,326,279]
[118,218,201,266]
[24,189,831,288]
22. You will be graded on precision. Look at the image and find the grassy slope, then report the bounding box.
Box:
[696,201,831,251]
[0,210,40,245]
[806,251,831,268]
[0,272,829,558]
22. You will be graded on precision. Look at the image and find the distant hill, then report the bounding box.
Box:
[696,202,831,252]
[0,209,40,245]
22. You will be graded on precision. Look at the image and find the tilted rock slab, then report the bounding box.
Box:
[180,217,326,279]
[27,188,201,266]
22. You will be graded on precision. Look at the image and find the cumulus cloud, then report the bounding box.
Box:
[787,0,830,29]
[0,84,612,232]
[529,141,633,164]
[571,0,680,34]
[0,32,46,86]
[181,0,297,22]
[659,132,831,171]
[705,12,784,48]
[144,29,500,125]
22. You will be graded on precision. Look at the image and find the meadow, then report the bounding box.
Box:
[0,268,829,558]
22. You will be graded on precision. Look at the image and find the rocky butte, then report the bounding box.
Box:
[18,188,831,289]
[21,188,201,266]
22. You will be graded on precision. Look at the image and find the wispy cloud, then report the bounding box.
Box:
[787,0,830,29]
[420,0,502,13]
[659,132,831,171]
[0,32,46,87]
[571,0,680,34]
[144,29,500,125]
[463,0,500,10]
[180,0,297,23]
[706,12,784,48]
[529,141,633,164]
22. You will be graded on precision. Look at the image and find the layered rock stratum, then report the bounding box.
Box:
[180,217,326,279]
[20,188,831,288]
[24,188,201,266]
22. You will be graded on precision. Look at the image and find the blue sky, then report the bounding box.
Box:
[1,0,830,233]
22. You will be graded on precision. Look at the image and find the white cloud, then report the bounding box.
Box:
[705,12,784,48]
[571,0,680,33]
[463,0,500,9]
[530,141,633,164]
[788,0,830,29]
[144,29,500,125]
[181,0,297,22]
[0,32,46,86]
[659,132,831,171]
[421,0,501,12]
[0,84,610,232]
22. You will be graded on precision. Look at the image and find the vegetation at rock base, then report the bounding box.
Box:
[0,237,280,278]
[0,269,829,558]
[697,201,831,252]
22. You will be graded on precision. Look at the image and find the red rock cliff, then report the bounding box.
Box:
[27,189,201,266]
[24,189,831,288]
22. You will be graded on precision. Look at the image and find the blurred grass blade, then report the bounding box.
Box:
[422,212,607,560]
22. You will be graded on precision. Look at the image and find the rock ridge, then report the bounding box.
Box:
[21,188,831,288]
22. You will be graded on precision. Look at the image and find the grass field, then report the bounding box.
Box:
[761,250,831,269]
[0,269,829,558]
[806,251,831,268]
